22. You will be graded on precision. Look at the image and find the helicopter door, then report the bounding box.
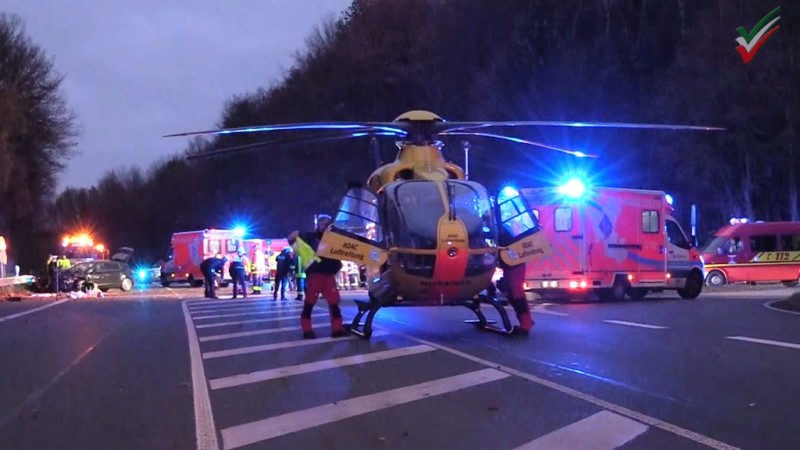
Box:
[317,186,388,268]
[496,187,552,266]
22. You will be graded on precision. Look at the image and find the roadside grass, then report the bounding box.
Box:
[771,290,800,314]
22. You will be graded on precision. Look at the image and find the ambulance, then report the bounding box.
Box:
[520,180,705,301]
[160,229,245,287]
[242,238,289,282]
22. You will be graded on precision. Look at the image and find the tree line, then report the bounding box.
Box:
[4,1,800,271]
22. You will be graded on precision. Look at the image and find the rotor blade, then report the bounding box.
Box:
[186,130,402,161]
[438,121,725,133]
[439,131,597,158]
[165,122,407,138]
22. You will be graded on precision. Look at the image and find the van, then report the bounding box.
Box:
[520,184,705,301]
[701,221,800,287]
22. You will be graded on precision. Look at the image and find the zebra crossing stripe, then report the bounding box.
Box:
[194,313,327,329]
[220,368,509,449]
[193,309,303,320]
[191,305,302,316]
[202,331,390,359]
[209,344,435,390]
[198,323,331,342]
[512,410,647,450]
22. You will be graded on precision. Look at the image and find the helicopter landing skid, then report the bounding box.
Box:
[346,298,380,339]
[463,298,516,336]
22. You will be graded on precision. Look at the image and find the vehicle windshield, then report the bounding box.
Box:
[66,262,93,275]
[703,235,742,254]
[385,181,445,249]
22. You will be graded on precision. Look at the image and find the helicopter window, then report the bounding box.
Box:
[447,181,497,249]
[497,195,540,240]
[386,181,444,250]
[333,188,383,242]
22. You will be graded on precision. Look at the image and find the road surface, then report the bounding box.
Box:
[0,285,797,449]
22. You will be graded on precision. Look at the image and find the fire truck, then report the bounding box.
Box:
[160,229,245,287]
[61,233,108,264]
[520,180,705,301]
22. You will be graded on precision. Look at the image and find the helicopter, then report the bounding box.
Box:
[166,110,722,338]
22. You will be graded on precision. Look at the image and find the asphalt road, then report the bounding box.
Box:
[0,284,798,450]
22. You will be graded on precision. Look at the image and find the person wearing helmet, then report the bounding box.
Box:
[288,214,345,339]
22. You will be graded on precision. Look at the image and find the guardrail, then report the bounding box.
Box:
[0,276,36,288]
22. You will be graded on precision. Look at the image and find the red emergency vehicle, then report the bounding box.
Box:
[520,182,705,301]
[61,233,108,264]
[701,221,800,287]
[160,229,245,287]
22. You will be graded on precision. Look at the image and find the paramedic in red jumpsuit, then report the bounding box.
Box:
[488,224,534,335]
[288,214,347,339]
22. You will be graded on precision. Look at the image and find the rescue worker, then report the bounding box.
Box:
[251,249,264,295]
[47,255,58,293]
[489,228,534,336]
[200,254,227,299]
[229,247,249,299]
[288,214,346,339]
[294,252,306,301]
[273,247,293,301]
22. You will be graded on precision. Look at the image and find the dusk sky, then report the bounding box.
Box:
[4,0,353,192]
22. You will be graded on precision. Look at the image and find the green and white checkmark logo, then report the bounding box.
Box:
[735,6,781,64]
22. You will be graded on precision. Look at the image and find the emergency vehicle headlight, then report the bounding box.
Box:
[558,178,586,199]
[569,281,578,289]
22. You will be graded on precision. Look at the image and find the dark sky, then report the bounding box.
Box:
[5,0,352,192]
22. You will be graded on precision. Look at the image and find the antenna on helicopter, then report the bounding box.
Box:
[462,141,470,180]
[370,135,382,170]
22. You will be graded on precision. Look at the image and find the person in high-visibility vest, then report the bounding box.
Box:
[288,214,345,339]
[293,251,306,301]
[250,250,264,295]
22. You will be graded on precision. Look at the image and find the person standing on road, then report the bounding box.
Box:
[273,247,293,301]
[288,214,346,339]
[229,247,249,299]
[200,254,227,299]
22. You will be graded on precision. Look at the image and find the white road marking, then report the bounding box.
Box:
[191,305,302,316]
[603,320,668,330]
[532,304,569,316]
[181,301,219,450]
[210,345,435,390]
[513,410,648,450]
[193,309,302,320]
[387,329,742,450]
[220,368,509,450]
[764,299,800,316]
[727,336,800,351]
[202,331,389,360]
[188,301,298,311]
[199,324,331,342]
[0,298,70,324]
[194,313,327,329]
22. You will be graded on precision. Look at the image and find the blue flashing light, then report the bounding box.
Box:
[665,194,674,206]
[499,186,519,202]
[558,178,586,199]
[137,269,148,281]
[232,226,247,238]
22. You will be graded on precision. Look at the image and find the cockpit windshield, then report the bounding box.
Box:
[383,180,497,250]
